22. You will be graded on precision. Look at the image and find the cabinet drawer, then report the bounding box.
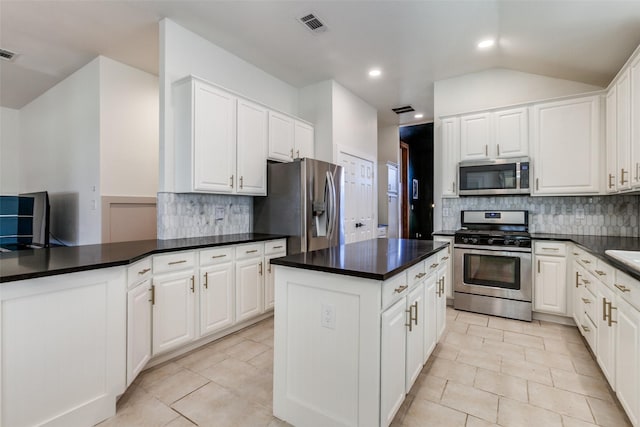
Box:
[579,315,597,353]
[382,272,409,310]
[153,251,196,274]
[127,257,152,289]
[573,248,596,270]
[593,260,615,287]
[265,239,287,255]
[235,243,264,260]
[407,262,426,287]
[582,286,598,325]
[437,246,451,263]
[614,270,640,311]
[199,246,234,266]
[425,255,440,276]
[534,241,567,256]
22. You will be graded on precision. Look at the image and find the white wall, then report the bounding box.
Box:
[0,107,20,194]
[20,58,101,245]
[377,124,399,165]
[332,81,378,162]
[432,67,603,231]
[99,57,159,196]
[299,80,333,163]
[159,18,300,192]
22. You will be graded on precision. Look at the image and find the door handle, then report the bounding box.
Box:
[190,276,195,293]
[608,174,615,189]
[203,272,208,289]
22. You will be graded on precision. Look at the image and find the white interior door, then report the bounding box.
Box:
[338,152,374,243]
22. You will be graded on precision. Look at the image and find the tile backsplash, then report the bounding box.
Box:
[442,195,640,236]
[157,192,252,239]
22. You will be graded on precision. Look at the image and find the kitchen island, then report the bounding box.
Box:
[271,238,449,427]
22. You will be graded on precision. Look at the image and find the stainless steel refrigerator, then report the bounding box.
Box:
[253,158,343,254]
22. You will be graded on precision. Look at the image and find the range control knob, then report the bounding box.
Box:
[513,240,521,246]
[462,237,469,244]
[487,238,494,245]
[470,237,478,244]
[503,239,512,245]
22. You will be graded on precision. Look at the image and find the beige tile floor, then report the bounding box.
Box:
[99,308,631,427]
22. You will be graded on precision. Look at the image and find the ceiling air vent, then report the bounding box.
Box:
[392,105,415,114]
[0,48,16,61]
[298,13,327,34]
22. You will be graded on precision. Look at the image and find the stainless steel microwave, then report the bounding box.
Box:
[458,157,530,196]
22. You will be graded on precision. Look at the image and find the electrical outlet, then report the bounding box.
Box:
[320,303,336,329]
[215,207,225,221]
[575,208,585,220]
[443,208,450,217]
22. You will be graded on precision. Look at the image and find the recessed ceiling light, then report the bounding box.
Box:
[414,113,424,119]
[477,39,495,49]
[369,68,382,77]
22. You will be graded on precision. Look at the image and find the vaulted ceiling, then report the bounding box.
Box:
[2,1,640,125]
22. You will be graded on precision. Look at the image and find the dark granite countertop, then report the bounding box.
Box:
[270,238,449,281]
[532,233,640,281]
[432,230,456,237]
[0,233,285,283]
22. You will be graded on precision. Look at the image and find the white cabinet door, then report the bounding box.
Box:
[200,262,234,337]
[235,257,264,322]
[631,54,640,188]
[460,112,491,161]
[294,120,314,159]
[127,280,152,386]
[236,98,268,195]
[606,87,618,193]
[494,107,528,158]
[387,194,399,239]
[572,261,586,327]
[617,69,632,191]
[596,282,617,387]
[406,283,425,392]
[152,270,196,355]
[387,163,399,194]
[534,255,567,314]
[531,95,601,195]
[436,266,448,340]
[423,274,438,362]
[268,111,295,162]
[441,117,460,197]
[380,298,407,426]
[615,296,640,426]
[192,81,237,193]
[340,152,375,243]
[265,252,285,311]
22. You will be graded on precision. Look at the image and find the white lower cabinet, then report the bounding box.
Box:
[615,296,640,426]
[381,297,408,426]
[127,279,152,386]
[199,261,234,337]
[534,242,568,315]
[596,280,616,387]
[436,263,448,340]
[405,283,425,392]
[152,268,197,355]
[423,274,438,361]
[235,255,264,322]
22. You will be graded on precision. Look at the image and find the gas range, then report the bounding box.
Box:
[454,210,531,251]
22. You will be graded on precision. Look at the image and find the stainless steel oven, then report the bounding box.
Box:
[454,245,532,321]
[453,210,532,321]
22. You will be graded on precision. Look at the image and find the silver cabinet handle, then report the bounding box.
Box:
[415,272,426,279]
[485,144,488,156]
[536,178,539,191]
[497,144,500,156]
[581,325,591,333]
[240,176,244,189]
[211,254,227,259]
[621,168,628,185]
[190,276,195,293]
[138,268,151,275]
[203,272,208,289]
[168,260,187,265]
[297,149,300,158]
[394,285,408,294]
[575,271,582,288]
[246,249,258,254]
[581,297,591,304]
[609,174,615,189]
[290,148,294,159]
[542,247,559,251]
[259,262,263,276]
[230,175,234,187]
[615,284,631,292]
[273,245,284,249]
[594,270,606,276]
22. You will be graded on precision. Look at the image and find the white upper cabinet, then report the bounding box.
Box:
[175,79,237,193]
[606,87,618,193]
[268,112,315,162]
[268,111,295,162]
[294,120,315,159]
[459,107,528,162]
[236,98,268,195]
[531,94,601,195]
[441,116,460,197]
[617,69,632,191]
[493,107,529,158]
[631,54,640,189]
[460,112,491,161]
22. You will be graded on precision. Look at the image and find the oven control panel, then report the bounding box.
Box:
[454,234,531,248]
